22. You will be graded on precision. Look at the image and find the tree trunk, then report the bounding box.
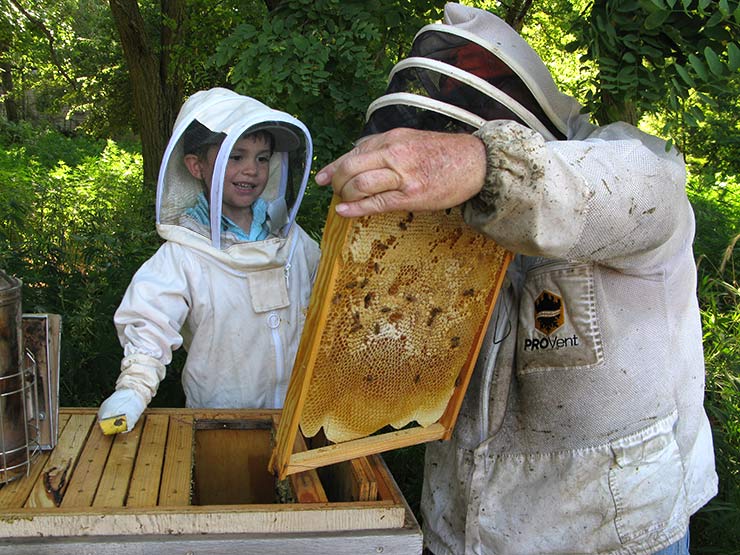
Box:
[595,90,638,126]
[108,0,184,187]
[0,40,19,122]
[502,0,534,31]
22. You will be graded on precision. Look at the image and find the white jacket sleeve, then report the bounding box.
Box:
[113,242,194,403]
[464,120,691,272]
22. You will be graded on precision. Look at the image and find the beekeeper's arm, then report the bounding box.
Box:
[463,120,690,270]
[316,121,689,270]
[98,242,192,432]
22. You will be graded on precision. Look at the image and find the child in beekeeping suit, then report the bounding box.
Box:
[98,88,321,432]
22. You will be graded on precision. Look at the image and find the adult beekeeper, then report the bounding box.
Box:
[316,4,717,555]
[98,88,320,432]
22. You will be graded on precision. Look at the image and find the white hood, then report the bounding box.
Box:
[364,3,590,140]
[156,88,313,253]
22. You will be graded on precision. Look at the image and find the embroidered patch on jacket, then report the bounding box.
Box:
[534,289,564,335]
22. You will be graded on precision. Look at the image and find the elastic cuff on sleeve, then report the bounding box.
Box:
[470,120,543,216]
[116,352,167,405]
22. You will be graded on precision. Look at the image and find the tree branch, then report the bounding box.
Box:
[8,0,77,91]
[502,0,535,31]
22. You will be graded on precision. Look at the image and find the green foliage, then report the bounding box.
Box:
[0,0,130,135]
[690,180,740,266]
[0,121,161,405]
[682,166,740,553]
[0,0,260,140]
[170,0,263,95]
[573,0,740,128]
[214,0,446,232]
[680,79,740,177]
[519,0,589,101]
[692,239,740,552]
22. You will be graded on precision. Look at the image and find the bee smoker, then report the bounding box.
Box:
[0,269,45,484]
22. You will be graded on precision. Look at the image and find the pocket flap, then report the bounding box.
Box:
[247,267,290,312]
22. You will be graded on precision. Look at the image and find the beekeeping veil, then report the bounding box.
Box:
[156,88,312,250]
[363,3,588,141]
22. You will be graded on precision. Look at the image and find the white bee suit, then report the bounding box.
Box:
[361,4,717,554]
[423,119,717,555]
[110,88,320,413]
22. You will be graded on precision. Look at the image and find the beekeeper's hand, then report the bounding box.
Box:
[315,128,486,218]
[98,388,147,434]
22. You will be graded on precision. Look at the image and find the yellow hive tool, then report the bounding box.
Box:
[98,414,128,435]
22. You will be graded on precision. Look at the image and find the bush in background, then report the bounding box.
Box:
[0,121,159,405]
[689,173,740,552]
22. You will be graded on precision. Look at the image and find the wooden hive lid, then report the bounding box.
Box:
[271,195,511,479]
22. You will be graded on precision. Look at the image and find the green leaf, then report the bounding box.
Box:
[606,21,618,41]
[690,104,705,121]
[688,53,709,80]
[719,0,731,15]
[648,0,666,8]
[667,90,679,111]
[698,0,712,10]
[617,65,637,81]
[696,91,719,108]
[706,11,724,26]
[642,45,665,58]
[622,34,640,47]
[564,40,580,53]
[728,42,740,71]
[704,46,724,76]
[616,0,642,12]
[595,13,606,30]
[645,9,670,29]
[674,63,696,87]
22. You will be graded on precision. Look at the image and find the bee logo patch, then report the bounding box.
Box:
[534,290,564,335]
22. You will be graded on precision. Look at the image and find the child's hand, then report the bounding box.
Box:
[98,388,147,434]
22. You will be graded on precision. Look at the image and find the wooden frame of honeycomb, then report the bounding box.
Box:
[270,195,511,479]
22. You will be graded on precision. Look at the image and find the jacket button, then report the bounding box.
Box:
[267,312,281,329]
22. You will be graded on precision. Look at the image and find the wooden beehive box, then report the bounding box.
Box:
[0,408,420,553]
[272,197,511,478]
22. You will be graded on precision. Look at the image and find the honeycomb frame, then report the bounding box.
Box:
[271,195,511,479]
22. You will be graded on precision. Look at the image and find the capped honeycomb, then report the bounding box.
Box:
[298,205,509,443]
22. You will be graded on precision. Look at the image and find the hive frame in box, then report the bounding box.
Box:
[271,196,511,479]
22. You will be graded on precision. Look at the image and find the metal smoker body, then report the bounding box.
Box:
[0,270,57,484]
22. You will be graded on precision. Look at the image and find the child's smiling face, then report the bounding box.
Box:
[185,134,272,223]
